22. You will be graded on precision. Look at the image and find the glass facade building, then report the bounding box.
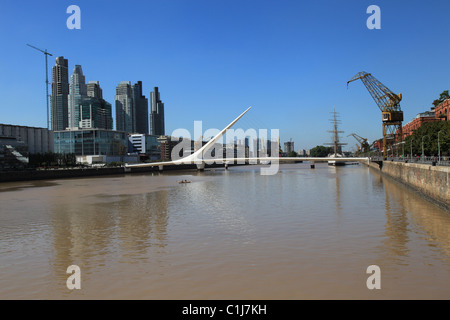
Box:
[51,57,69,131]
[128,134,160,159]
[54,129,128,156]
[79,98,113,130]
[132,81,149,134]
[115,81,134,133]
[68,65,87,128]
[150,87,165,136]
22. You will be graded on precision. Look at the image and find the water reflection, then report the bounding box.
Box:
[382,176,411,264]
[380,173,450,262]
[0,164,449,299]
[48,185,171,290]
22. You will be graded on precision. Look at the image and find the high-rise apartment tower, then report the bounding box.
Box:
[51,56,69,131]
[150,87,165,136]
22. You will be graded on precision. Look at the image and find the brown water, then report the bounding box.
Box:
[0,163,449,299]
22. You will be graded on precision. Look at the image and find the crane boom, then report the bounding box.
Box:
[26,44,53,56]
[27,44,53,129]
[347,133,367,144]
[347,71,403,159]
[347,133,369,153]
[347,72,401,112]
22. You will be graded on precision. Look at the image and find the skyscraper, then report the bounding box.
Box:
[284,139,294,154]
[51,56,69,131]
[132,81,149,134]
[150,87,165,136]
[87,81,103,100]
[115,81,134,133]
[68,65,87,128]
[78,98,113,130]
[81,81,112,130]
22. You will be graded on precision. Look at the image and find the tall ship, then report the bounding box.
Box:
[325,109,347,166]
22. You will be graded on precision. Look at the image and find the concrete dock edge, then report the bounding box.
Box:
[366,160,449,212]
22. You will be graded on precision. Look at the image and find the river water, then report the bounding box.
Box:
[0,163,449,299]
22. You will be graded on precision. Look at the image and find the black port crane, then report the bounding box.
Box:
[347,133,369,154]
[347,71,403,159]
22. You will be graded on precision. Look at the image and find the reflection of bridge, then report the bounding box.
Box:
[125,107,369,171]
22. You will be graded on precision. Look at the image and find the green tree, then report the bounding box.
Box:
[288,150,298,157]
[404,121,450,157]
[432,90,449,107]
[310,146,333,157]
[28,152,77,168]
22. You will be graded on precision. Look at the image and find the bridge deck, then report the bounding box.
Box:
[125,157,370,168]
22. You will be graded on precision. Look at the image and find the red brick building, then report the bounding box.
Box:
[401,111,440,139]
[373,139,383,152]
[435,98,450,121]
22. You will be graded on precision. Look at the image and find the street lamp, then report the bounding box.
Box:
[421,135,430,162]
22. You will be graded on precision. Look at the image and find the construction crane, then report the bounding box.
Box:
[347,133,369,154]
[347,71,403,159]
[27,44,53,130]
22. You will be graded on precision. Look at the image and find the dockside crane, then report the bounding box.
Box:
[347,133,369,154]
[347,72,403,159]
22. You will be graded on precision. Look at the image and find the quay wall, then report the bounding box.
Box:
[0,163,241,183]
[367,160,449,210]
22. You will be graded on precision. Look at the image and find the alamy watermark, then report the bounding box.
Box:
[366,265,381,290]
[66,265,81,290]
[63,264,380,292]
[169,121,280,175]
[367,5,381,30]
[66,5,81,30]
[65,4,381,31]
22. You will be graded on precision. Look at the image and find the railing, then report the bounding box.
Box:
[369,154,450,166]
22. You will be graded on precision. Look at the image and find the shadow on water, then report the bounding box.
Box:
[0,180,60,193]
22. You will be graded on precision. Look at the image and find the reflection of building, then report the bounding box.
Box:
[54,129,128,156]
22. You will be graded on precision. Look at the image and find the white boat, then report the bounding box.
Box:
[327,153,346,166]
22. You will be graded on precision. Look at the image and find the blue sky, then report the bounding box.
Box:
[1,0,449,150]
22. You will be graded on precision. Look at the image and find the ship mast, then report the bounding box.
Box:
[325,108,347,155]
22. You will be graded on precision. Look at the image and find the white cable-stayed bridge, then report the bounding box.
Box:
[124,107,369,172]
